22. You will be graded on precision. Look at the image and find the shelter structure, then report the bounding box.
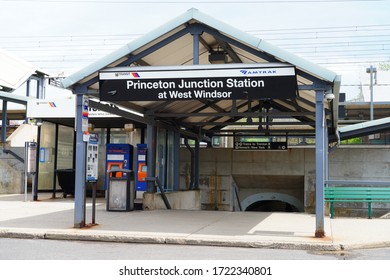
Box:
[0,49,47,143]
[62,8,341,237]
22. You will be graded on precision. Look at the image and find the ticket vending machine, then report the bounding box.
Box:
[136,144,147,192]
[105,144,133,189]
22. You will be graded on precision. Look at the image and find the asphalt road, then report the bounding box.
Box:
[1,238,389,260]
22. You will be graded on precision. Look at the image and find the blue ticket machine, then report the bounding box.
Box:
[136,144,147,191]
[105,144,133,189]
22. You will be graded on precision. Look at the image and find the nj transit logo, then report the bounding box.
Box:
[113,72,140,78]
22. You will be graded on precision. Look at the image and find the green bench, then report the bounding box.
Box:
[324,186,390,219]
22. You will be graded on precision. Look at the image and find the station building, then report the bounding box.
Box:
[1,9,390,234]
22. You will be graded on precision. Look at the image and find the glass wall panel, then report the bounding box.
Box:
[37,122,56,190]
[57,125,74,169]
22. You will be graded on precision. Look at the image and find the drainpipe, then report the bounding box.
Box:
[329,130,340,153]
[184,138,195,190]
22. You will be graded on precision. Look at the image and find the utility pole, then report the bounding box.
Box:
[366,66,377,120]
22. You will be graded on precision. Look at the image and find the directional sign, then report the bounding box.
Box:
[234,141,288,151]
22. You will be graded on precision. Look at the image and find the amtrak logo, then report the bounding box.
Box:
[240,69,277,75]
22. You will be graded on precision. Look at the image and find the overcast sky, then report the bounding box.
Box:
[1,0,390,101]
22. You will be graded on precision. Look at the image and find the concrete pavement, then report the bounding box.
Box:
[0,193,389,251]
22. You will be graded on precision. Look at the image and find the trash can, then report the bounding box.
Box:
[106,169,135,211]
[55,169,75,198]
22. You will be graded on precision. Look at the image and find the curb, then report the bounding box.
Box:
[0,229,339,251]
[1,229,389,252]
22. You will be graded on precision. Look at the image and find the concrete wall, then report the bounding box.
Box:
[329,146,390,217]
[180,146,390,217]
[143,190,201,210]
[180,147,315,211]
[0,147,24,194]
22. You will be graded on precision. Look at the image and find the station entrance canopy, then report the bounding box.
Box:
[61,8,340,233]
[62,8,341,142]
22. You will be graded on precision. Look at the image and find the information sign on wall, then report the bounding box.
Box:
[99,64,297,101]
[234,141,288,151]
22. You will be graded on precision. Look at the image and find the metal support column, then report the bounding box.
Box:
[52,124,59,198]
[34,125,41,200]
[26,79,31,97]
[325,125,329,182]
[315,90,326,238]
[172,131,180,191]
[74,94,87,228]
[1,100,7,143]
[191,25,200,188]
[194,139,200,189]
[191,27,201,65]
[184,138,195,190]
[146,124,157,193]
[36,77,45,99]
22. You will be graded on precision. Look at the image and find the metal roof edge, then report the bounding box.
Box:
[61,8,339,89]
[190,9,338,83]
[62,9,200,89]
[0,49,46,91]
[332,75,342,133]
[0,90,36,105]
[339,117,390,133]
[190,8,263,48]
[257,40,338,83]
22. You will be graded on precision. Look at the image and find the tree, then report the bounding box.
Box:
[379,62,390,71]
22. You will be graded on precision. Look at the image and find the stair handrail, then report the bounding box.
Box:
[3,148,24,163]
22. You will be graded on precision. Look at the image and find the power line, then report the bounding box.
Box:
[0,0,385,3]
[2,20,388,74]
[2,23,389,40]
[277,39,390,48]
[2,29,389,48]
[246,23,390,33]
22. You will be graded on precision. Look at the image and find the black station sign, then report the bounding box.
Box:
[99,65,297,101]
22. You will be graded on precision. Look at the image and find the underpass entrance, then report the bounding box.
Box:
[242,192,304,213]
[233,173,305,213]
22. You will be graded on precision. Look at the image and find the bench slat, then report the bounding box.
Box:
[325,195,390,198]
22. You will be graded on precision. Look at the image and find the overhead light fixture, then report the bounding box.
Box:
[36,119,44,126]
[208,50,226,64]
[324,92,335,101]
[124,123,134,132]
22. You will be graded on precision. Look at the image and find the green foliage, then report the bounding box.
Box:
[341,137,362,145]
[378,62,390,71]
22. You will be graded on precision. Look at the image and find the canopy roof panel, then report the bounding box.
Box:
[0,49,46,92]
[62,8,341,141]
